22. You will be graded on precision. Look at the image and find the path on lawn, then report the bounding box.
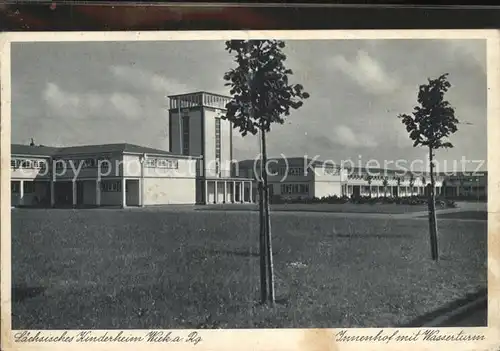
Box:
[188,201,487,222]
[397,201,487,219]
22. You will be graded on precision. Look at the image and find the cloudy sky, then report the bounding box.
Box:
[11,38,486,171]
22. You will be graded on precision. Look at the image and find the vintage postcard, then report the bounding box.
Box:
[0,30,498,351]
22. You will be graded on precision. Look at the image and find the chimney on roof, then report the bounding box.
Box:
[29,138,35,147]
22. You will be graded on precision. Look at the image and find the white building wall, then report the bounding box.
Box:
[311,165,344,198]
[203,110,217,178]
[203,109,232,178]
[143,178,196,205]
[314,181,342,198]
[220,116,232,178]
[122,154,198,179]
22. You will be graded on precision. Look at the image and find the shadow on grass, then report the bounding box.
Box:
[400,288,487,327]
[201,248,280,258]
[332,234,416,239]
[12,285,46,303]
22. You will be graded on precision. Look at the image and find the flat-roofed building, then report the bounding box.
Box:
[10,91,255,208]
[235,157,484,201]
[11,143,199,207]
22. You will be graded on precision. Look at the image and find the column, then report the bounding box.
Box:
[214,180,218,204]
[72,180,77,207]
[19,180,24,206]
[249,182,253,203]
[95,179,101,207]
[232,181,236,203]
[140,159,145,207]
[204,180,208,204]
[240,181,244,203]
[223,181,227,203]
[121,178,127,208]
[456,185,460,197]
[140,177,144,207]
[50,180,55,207]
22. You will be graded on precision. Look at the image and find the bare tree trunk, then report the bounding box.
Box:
[428,147,439,261]
[261,127,275,305]
[258,175,267,303]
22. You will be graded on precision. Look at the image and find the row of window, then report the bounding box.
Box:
[54,157,112,169]
[144,158,179,169]
[170,94,202,109]
[215,117,221,176]
[101,180,123,192]
[11,159,48,170]
[169,94,230,110]
[280,183,310,195]
[205,95,229,109]
[268,167,307,177]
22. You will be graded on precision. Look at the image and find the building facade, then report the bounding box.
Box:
[10,89,486,207]
[10,91,255,208]
[168,91,254,205]
[236,157,486,201]
[10,143,201,207]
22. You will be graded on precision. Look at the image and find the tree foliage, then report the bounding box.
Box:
[222,40,310,136]
[398,73,459,149]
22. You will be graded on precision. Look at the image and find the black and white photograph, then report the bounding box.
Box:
[1,30,497,349]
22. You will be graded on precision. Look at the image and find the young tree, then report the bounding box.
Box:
[409,174,415,196]
[364,174,373,197]
[398,73,459,261]
[223,39,309,304]
[382,177,389,197]
[396,177,401,197]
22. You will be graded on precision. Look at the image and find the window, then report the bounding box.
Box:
[11,159,18,168]
[11,182,20,193]
[182,115,190,155]
[280,183,309,194]
[287,167,305,176]
[21,160,32,168]
[146,158,157,167]
[101,180,121,192]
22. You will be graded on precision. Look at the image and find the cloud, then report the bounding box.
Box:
[332,125,378,148]
[443,40,486,74]
[331,50,400,95]
[110,65,191,96]
[42,82,143,120]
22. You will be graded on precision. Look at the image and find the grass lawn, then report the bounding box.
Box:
[11,208,487,329]
[198,203,428,214]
